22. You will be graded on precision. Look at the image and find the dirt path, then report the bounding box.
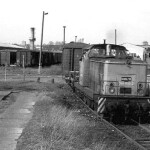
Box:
[0,91,42,150]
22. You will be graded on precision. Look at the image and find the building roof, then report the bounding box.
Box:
[122,43,144,60]
[0,43,25,50]
[63,42,90,49]
[42,44,63,51]
[137,45,150,48]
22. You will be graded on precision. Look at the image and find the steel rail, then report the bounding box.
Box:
[73,87,147,150]
[131,119,150,133]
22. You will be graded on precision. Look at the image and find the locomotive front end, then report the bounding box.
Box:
[103,59,148,97]
[87,44,150,123]
[101,49,150,123]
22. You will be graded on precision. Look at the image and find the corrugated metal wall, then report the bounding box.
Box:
[74,49,82,71]
[89,61,104,94]
[0,50,62,67]
[62,48,83,76]
[1,52,6,65]
[62,49,70,75]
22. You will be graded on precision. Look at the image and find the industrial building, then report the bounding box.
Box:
[0,28,62,67]
[0,43,62,67]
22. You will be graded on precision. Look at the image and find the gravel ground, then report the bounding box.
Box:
[117,125,150,140]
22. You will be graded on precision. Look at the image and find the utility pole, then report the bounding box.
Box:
[62,26,66,78]
[75,36,77,42]
[115,29,117,45]
[63,26,66,45]
[23,55,25,81]
[38,11,48,75]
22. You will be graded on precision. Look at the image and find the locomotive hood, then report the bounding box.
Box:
[103,58,147,65]
[90,57,147,65]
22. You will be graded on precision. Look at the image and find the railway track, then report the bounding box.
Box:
[74,89,150,150]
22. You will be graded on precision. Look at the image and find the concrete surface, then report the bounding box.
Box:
[0,91,12,100]
[0,91,38,150]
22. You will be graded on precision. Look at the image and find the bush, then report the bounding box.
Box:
[16,95,107,150]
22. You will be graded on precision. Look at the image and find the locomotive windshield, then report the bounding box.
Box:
[88,44,127,58]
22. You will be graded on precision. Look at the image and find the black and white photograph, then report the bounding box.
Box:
[0,0,150,150]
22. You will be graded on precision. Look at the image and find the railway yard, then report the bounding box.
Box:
[1,0,150,149]
[0,65,149,150]
[0,80,141,150]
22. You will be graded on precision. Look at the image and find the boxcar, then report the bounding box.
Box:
[62,42,89,77]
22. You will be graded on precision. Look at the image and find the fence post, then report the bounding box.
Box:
[23,55,25,81]
[5,51,7,81]
[5,63,7,81]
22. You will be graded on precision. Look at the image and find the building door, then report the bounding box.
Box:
[10,52,16,65]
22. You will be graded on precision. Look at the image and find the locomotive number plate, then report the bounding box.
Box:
[121,77,132,82]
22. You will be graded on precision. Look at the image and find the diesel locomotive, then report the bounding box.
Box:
[63,42,150,123]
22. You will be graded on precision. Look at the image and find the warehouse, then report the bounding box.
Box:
[0,43,62,67]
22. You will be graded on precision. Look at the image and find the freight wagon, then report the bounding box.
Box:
[62,42,90,77]
[0,49,62,67]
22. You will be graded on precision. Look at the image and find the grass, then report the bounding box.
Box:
[15,83,139,150]
[0,64,62,76]
[0,65,139,150]
[16,95,103,150]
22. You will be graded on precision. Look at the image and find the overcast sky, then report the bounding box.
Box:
[0,0,150,45]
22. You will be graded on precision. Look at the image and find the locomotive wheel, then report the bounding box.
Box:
[90,101,95,110]
[85,98,88,104]
[83,97,86,103]
[108,104,126,124]
[87,98,90,107]
[93,102,97,111]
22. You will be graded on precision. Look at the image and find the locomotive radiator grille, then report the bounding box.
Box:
[120,87,132,94]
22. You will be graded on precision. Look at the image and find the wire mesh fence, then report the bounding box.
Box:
[0,65,63,82]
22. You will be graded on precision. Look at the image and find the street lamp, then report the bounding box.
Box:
[38,11,48,74]
[75,36,77,42]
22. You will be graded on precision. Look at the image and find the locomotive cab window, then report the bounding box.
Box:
[111,49,116,56]
[89,48,106,57]
[109,48,127,58]
[115,49,127,58]
[88,44,128,58]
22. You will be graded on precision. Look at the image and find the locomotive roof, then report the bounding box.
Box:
[83,44,128,51]
[63,42,90,49]
[90,57,146,64]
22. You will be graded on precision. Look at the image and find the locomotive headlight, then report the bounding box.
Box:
[109,87,115,94]
[138,83,143,89]
[109,83,115,94]
[138,89,144,95]
[137,83,144,95]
